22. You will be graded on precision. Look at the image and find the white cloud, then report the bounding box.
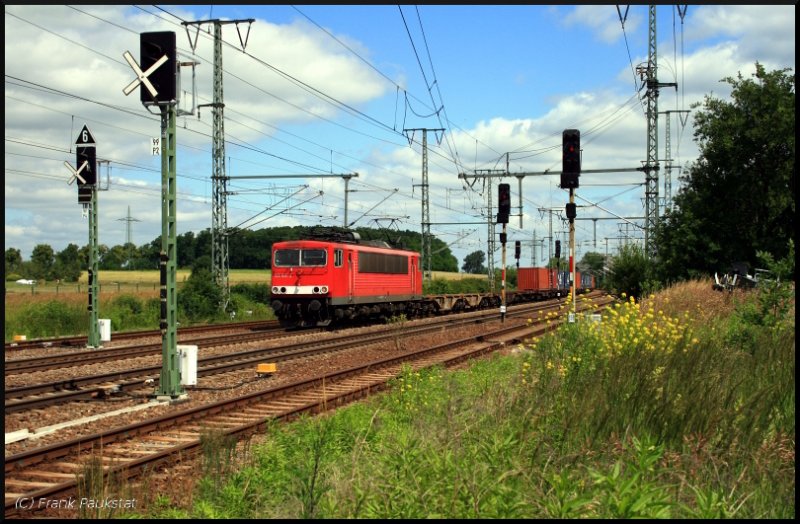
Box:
[563,5,643,44]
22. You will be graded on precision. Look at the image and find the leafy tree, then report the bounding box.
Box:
[30,244,55,280]
[176,231,196,268]
[125,236,163,271]
[121,242,138,268]
[54,243,82,282]
[194,229,213,262]
[5,248,23,276]
[96,244,110,268]
[229,228,270,269]
[100,244,128,270]
[655,63,795,281]
[78,244,90,269]
[461,250,486,274]
[429,237,458,272]
[606,243,657,299]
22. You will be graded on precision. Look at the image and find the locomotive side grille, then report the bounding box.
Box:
[357,252,408,274]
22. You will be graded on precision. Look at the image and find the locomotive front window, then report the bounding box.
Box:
[273,249,300,267]
[274,248,327,267]
[301,249,327,266]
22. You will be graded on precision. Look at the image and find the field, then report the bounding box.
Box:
[4,269,273,295]
[4,269,483,295]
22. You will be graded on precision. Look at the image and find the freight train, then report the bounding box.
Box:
[270,230,595,328]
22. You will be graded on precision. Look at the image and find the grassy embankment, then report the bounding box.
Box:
[4,270,276,341]
[89,279,793,519]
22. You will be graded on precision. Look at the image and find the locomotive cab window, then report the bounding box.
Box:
[302,249,327,266]
[334,249,343,267]
[273,249,300,267]
[273,249,327,267]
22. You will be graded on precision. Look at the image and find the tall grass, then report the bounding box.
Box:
[4,288,275,341]
[137,279,796,518]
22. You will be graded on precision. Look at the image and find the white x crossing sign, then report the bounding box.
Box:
[122,50,167,98]
[65,160,88,185]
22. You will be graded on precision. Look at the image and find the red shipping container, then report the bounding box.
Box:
[517,267,554,291]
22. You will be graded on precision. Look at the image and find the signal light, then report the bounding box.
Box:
[561,129,581,189]
[76,146,96,186]
[566,202,577,221]
[497,183,511,224]
[555,240,561,259]
[514,241,521,260]
[140,31,177,104]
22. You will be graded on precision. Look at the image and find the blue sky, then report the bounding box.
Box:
[4,4,796,268]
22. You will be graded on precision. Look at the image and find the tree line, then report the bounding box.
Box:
[5,226,459,283]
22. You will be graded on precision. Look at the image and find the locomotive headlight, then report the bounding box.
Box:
[321,286,329,293]
[313,286,320,293]
[280,287,287,293]
[272,286,279,293]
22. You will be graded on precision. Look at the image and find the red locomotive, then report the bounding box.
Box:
[270,230,423,327]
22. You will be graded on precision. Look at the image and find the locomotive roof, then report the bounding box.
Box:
[273,238,418,255]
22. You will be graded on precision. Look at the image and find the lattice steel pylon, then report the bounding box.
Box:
[642,4,660,259]
[183,18,254,310]
[422,130,431,280]
[117,205,140,245]
[405,127,443,282]
[210,22,229,309]
[638,5,677,259]
[659,109,689,214]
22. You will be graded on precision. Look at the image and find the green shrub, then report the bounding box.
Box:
[106,294,160,332]
[231,283,271,304]
[6,300,85,339]
[178,267,224,323]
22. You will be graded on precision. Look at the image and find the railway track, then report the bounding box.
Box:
[4,296,611,517]
[5,324,300,376]
[5,297,595,413]
[4,320,283,352]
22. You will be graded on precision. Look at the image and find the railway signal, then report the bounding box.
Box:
[122,31,177,104]
[561,129,581,189]
[63,125,101,347]
[566,202,577,223]
[122,31,184,400]
[497,183,511,224]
